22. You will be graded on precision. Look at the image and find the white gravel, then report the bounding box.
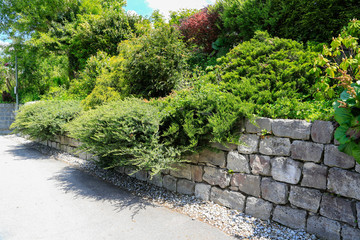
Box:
[11,135,318,240]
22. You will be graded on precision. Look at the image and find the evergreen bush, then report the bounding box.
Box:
[10,100,81,140]
[66,98,184,175]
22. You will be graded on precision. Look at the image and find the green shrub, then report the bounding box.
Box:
[204,31,326,120]
[158,81,255,151]
[118,25,189,98]
[216,0,360,44]
[80,55,125,110]
[10,100,81,140]
[66,98,183,175]
[68,51,112,99]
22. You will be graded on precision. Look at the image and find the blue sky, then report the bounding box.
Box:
[125,0,216,18]
[125,0,153,17]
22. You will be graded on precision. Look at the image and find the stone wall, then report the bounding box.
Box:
[0,104,15,135]
[43,118,360,240]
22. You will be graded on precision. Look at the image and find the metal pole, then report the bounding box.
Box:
[15,54,18,112]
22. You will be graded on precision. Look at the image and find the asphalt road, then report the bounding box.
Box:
[0,136,235,240]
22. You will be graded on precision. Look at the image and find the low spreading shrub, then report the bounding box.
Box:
[204,31,330,120]
[66,98,184,175]
[158,81,254,151]
[10,100,81,140]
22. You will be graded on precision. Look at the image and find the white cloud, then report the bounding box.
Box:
[145,0,216,18]
[0,41,10,53]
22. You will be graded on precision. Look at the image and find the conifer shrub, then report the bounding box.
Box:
[10,100,81,140]
[66,98,183,175]
[158,81,255,151]
[204,31,330,120]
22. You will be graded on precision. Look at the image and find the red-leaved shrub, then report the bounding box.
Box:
[178,8,220,53]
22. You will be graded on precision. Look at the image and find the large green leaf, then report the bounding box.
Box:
[334,106,353,126]
[334,126,351,144]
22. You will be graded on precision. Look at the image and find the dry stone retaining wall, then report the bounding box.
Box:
[44,118,360,240]
[0,104,15,135]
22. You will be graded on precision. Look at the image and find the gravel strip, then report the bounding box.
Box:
[9,135,317,240]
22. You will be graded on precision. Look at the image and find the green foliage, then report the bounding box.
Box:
[80,55,125,109]
[81,85,121,110]
[118,25,189,98]
[169,8,201,26]
[314,19,360,163]
[205,31,321,119]
[158,81,254,151]
[66,98,183,175]
[10,100,81,141]
[68,51,111,99]
[215,0,360,45]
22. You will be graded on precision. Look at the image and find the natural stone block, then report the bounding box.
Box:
[261,178,288,204]
[328,168,360,201]
[227,151,250,173]
[245,197,272,220]
[163,175,177,192]
[229,186,238,191]
[184,153,199,164]
[51,141,57,149]
[203,167,230,188]
[290,141,323,163]
[238,134,259,154]
[249,154,271,176]
[211,142,237,151]
[245,117,272,133]
[148,173,163,187]
[272,205,306,229]
[259,137,291,156]
[271,157,302,184]
[177,179,195,195]
[342,225,360,240]
[301,162,327,190]
[357,202,360,229]
[307,216,341,240]
[195,183,211,201]
[272,119,311,140]
[320,194,357,226]
[68,137,81,147]
[191,165,203,182]
[356,163,360,173]
[324,145,355,169]
[199,149,226,167]
[210,187,246,212]
[170,163,192,180]
[231,173,261,197]
[135,170,148,182]
[311,120,334,144]
[60,144,67,152]
[60,135,69,145]
[289,186,321,212]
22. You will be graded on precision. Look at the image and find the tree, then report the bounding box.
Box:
[0,0,138,80]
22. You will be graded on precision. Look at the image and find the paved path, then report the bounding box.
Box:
[0,136,235,240]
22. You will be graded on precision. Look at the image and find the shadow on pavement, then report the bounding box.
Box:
[50,166,156,219]
[5,142,49,161]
